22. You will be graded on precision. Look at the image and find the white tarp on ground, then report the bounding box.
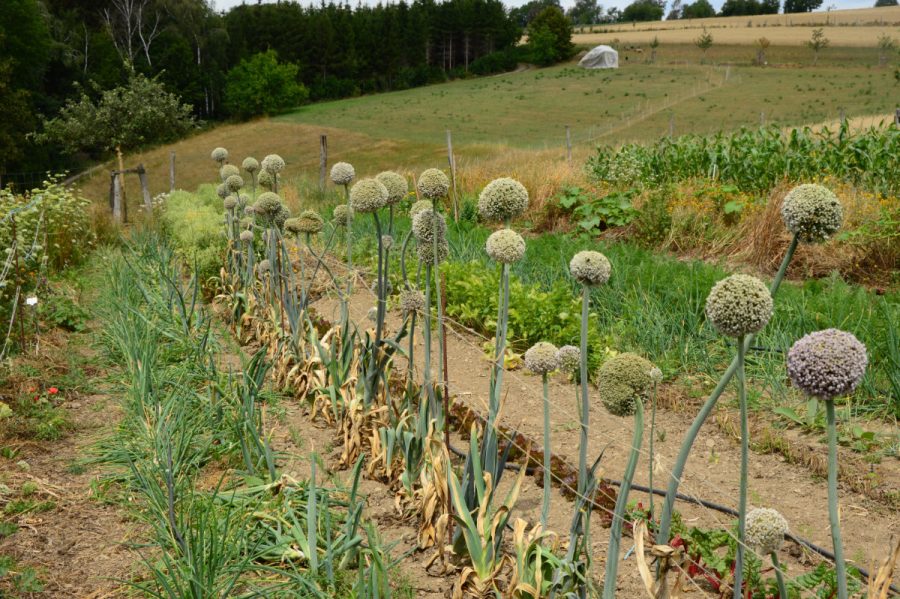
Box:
[579,45,619,69]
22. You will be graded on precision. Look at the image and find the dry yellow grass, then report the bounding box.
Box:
[574,6,900,46]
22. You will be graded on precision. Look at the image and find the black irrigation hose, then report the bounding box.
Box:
[446,441,897,593]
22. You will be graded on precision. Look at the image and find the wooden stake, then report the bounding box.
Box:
[319,134,328,192]
[112,173,123,222]
[116,145,127,208]
[169,151,176,192]
[565,125,572,165]
[138,164,152,214]
[446,130,458,221]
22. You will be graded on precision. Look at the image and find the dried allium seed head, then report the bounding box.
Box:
[296,209,325,234]
[349,178,389,213]
[330,162,355,185]
[781,184,843,243]
[211,147,228,164]
[223,196,238,210]
[376,171,409,206]
[705,274,773,338]
[225,174,244,192]
[261,154,285,174]
[333,204,352,227]
[399,289,426,314]
[220,164,240,180]
[745,508,788,555]
[524,342,559,375]
[417,168,450,199]
[409,199,433,219]
[597,352,656,417]
[786,329,867,400]
[569,251,611,286]
[242,157,259,173]
[556,345,581,373]
[240,230,254,243]
[478,177,529,223]
[485,228,526,264]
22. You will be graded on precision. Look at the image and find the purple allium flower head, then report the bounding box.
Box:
[787,329,867,399]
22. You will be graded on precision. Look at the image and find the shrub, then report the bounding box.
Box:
[159,186,225,286]
[224,50,309,119]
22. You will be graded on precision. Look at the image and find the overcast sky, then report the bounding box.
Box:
[212,0,881,14]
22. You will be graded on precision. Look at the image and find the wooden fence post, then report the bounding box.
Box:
[319,134,328,192]
[894,108,899,126]
[169,152,176,192]
[112,173,123,223]
[445,130,459,221]
[669,114,675,137]
[138,164,152,213]
[565,125,573,165]
[760,111,765,126]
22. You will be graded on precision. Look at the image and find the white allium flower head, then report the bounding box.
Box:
[225,174,244,193]
[417,168,450,199]
[216,184,228,199]
[786,329,867,400]
[649,367,663,384]
[242,157,260,173]
[244,205,256,216]
[371,278,393,296]
[411,208,447,244]
[417,237,449,264]
[409,199,432,219]
[261,154,285,174]
[556,345,581,373]
[220,164,240,180]
[485,228,526,264]
[399,288,426,314]
[376,171,409,206]
[525,342,559,375]
[257,169,278,189]
[274,205,291,229]
[223,196,238,210]
[239,230,254,243]
[597,352,656,417]
[253,192,283,221]
[569,251,611,286]
[381,235,394,251]
[296,209,325,234]
[478,177,529,223]
[333,204,353,227]
[745,508,789,555]
[211,147,228,163]
[349,178,389,213]
[705,274,773,338]
[367,306,378,322]
[330,162,355,185]
[781,184,843,243]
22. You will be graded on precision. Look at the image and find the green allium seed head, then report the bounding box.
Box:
[225,174,244,192]
[261,154,285,174]
[411,209,447,244]
[781,184,843,243]
[367,306,378,322]
[333,204,353,227]
[216,184,228,199]
[556,345,581,373]
[597,352,656,417]
[705,274,773,338]
[349,178,389,213]
[240,230,254,243]
[376,171,409,206]
[297,209,325,234]
[417,168,450,199]
[330,162,355,185]
[242,157,260,173]
[274,205,291,229]
[253,192,283,222]
[399,288,426,314]
[409,199,433,219]
[244,205,256,217]
[485,228,526,264]
[211,147,228,164]
[786,329,867,400]
[569,251,611,286]
[417,237,449,264]
[257,169,279,189]
[745,508,788,555]
[284,218,302,235]
[257,259,271,273]
[525,341,559,375]
[370,279,393,296]
[382,235,394,250]
[478,177,529,223]
[649,367,663,384]
[223,196,238,210]
[220,164,240,180]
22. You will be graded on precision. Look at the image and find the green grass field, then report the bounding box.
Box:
[281,50,897,148]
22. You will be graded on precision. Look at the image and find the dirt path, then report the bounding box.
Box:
[313,285,900,590]
[0,329,141,596]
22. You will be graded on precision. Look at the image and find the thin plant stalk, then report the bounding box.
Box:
[771,552,788,599]
[733,335,748,599]
[541,372,552,530]
[432,200,446,417]
[648,380,658,519]
[577,285,590,498]
[826,399,848,599]
[485,262,511,479]
[422,264,437,422]
[343,183,353,295]
[657,234,798,545]
[602,399,643,599]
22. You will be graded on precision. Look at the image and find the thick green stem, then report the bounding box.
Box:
[484,263,510,480]
[602,400,644,599]
[578,285,590,498]
[657,234,799,546]
[771,552,788,599]
[649,382,657,519]
[343,183,353,295]
[373,213,385,348]
[826,400,848,599]
[433,205,445,402]
[541,373,551,530]
[734,336,748,599]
